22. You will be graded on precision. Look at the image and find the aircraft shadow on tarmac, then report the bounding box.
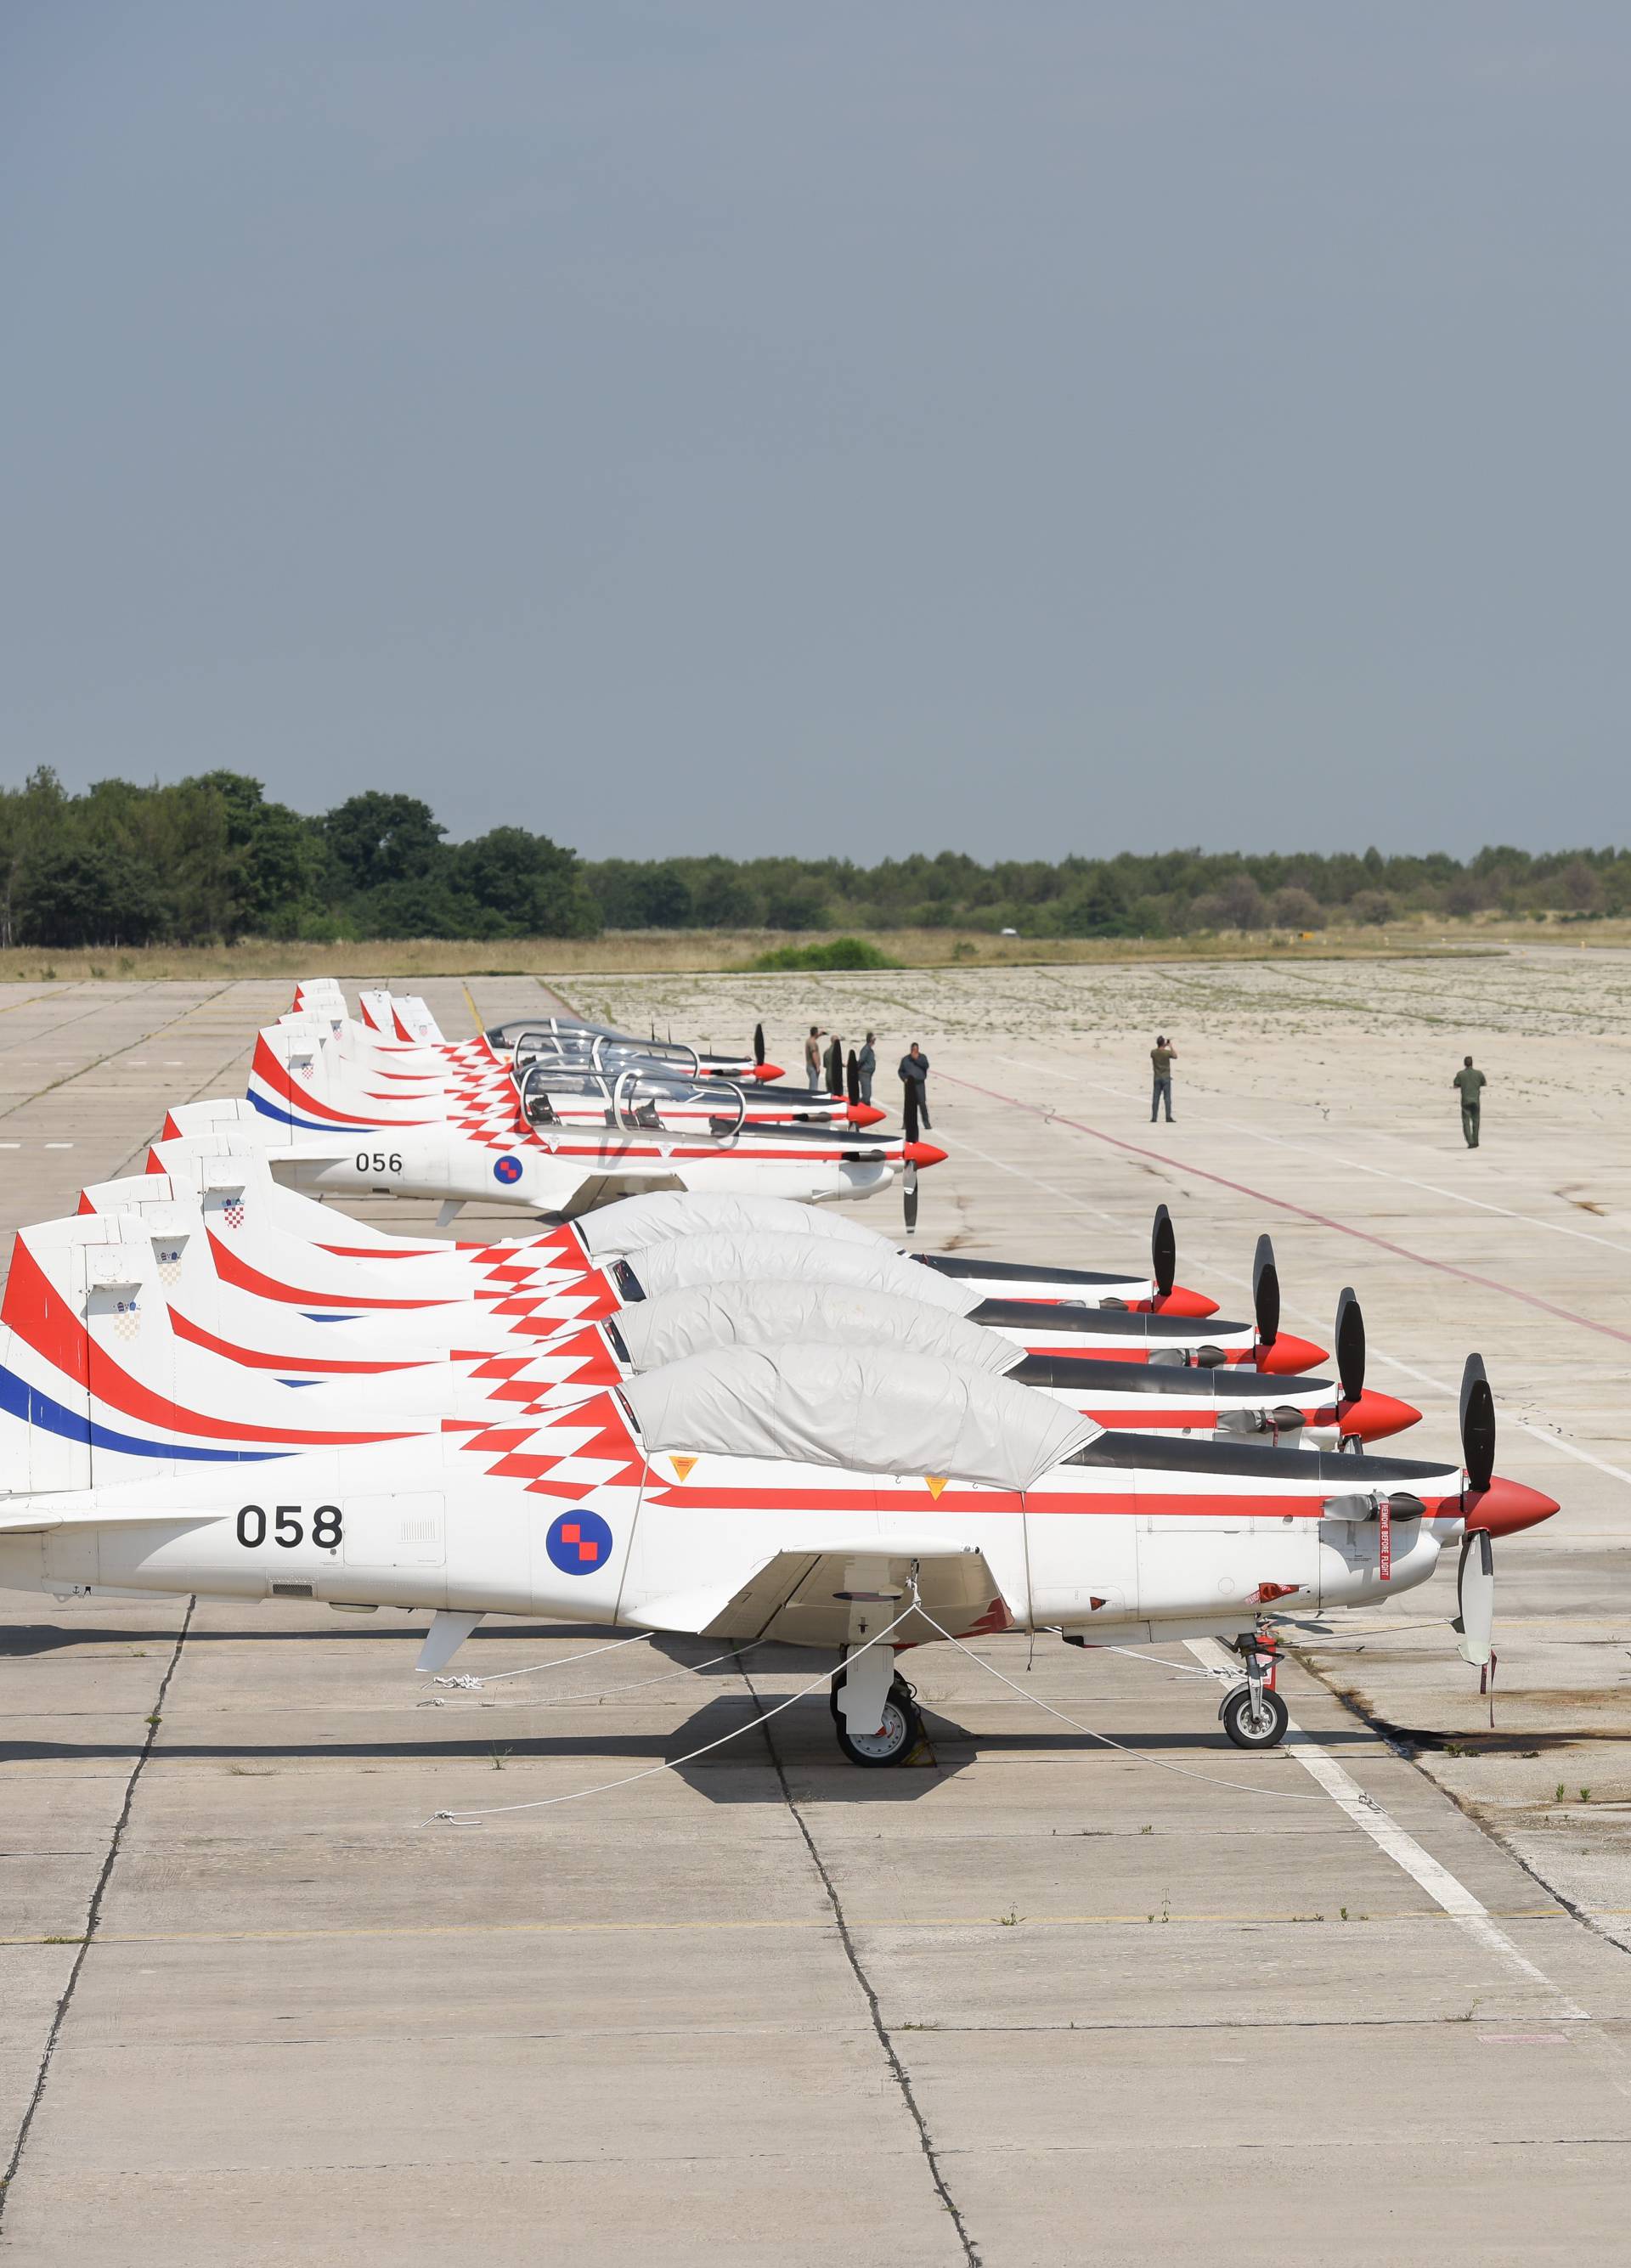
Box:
[11,1621,1581,1786]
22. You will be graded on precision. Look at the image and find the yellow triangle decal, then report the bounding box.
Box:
[924,1475,948,1499]
[669,1455,697,1482]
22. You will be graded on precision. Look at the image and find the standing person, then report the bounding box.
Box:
[857,1031,877,1106]
[1150,1035,1176,1124]
[825,1033,844,1094]
[899,1041,931,1137]
[804,1024,825,1087]
[1453,1055,1487,1148]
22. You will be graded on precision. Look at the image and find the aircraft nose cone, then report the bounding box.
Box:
[846,1102,887,1126]
[1465,1475,1560,1537]
[904,1141,948,1167]
[752,1062,784,1081]
[1256,1331,1329,1375]
[1151,1284,1218,1318]
[1338,1389,1421,1441]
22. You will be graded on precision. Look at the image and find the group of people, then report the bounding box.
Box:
[804,1025,933,1136]
[793,1018,1488,1154]
[1148,1034,1491,1148]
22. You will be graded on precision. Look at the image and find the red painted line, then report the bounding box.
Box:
[942,1073,1631,1351]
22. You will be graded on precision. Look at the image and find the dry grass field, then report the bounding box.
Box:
[1,911,1620,988]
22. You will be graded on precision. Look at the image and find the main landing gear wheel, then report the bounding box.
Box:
[830,1671,922,1768]
[1220,1684,1290,1751]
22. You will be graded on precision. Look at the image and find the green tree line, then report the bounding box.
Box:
[2,768,1626,945]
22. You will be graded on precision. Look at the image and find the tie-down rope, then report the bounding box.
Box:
[911,1602,1328,1805]
[423,1605,917,1825]
[421,1588,1335,1823]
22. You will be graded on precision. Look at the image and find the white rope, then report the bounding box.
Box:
[423,1605,915,1825]
[1099,1644,1216,1679]
[434,1629,653,1688]
[912,1605,1329,1805]
[436,1641,759,1712]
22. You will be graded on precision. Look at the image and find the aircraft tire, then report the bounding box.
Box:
[1220,1684,1290,1750]
[834,1693,921,1767]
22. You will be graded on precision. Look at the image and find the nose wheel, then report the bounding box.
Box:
[1218,1630,1290,1750]
[1219,1684,1290,1749]
[830,1670,923,1767]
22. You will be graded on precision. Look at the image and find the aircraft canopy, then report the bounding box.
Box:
[623,1342,1096,1490]
[618,1230,979,1314]
[578,1193,889,1261]
[616,1278,1018,1377]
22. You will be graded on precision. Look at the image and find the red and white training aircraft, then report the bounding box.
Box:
[172,1016,946,1216]
[48,1171,1414,1452]
[0,1241,1553,1763]
[0,990,1557,1768]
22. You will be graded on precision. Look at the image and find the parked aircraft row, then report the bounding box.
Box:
[0,981,1557,1768]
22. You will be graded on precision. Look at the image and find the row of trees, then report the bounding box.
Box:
[1,769,1626,945]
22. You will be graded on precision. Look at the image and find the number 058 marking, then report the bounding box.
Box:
[236,1504,343,1549]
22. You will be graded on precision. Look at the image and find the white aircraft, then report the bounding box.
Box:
[164,1018,945,1217]
[0,990,1556,1769]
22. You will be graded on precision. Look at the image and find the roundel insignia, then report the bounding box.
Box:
[493,1154,523,1186]
[545,1508,613,1576]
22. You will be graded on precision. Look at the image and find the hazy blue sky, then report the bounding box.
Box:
[3,3,1627,858]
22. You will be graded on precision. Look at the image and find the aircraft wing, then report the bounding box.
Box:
[630,1539,1006,1650]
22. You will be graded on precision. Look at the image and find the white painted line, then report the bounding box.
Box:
[1186,1639,1588,2021]
[0,1142,18,1149]
[43,1142,73,1150]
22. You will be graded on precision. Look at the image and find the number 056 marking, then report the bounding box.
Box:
[237,1504,343,1549]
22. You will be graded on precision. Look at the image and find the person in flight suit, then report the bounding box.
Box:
[1453,1055,1487,1148]
[899,1041,931,1138]
[1150,1035,1177,1123]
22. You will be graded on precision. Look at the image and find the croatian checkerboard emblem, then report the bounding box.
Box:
[493,1154,523,1186]
[545,1508,612,1575]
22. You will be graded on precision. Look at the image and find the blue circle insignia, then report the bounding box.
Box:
[545,1509,613,1576]
[493,1153,523,1185]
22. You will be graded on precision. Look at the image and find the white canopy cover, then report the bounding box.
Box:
[616,1278,1019,1377]
[578,1190,890,1259]
[622,1343,1096,1492]
[619,1231,980,1316]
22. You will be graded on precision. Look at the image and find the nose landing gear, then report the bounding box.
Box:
[1219,1631,1290,1750]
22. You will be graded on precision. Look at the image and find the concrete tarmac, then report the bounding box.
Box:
[2,962,1629,2265]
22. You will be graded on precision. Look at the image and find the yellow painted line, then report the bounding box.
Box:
[0,1907,1570,1951]
[460,981,484,1036]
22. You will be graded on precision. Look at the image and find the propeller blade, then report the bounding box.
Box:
[1459,1352,1495,1492]
[1335,1285,1365,1403]
[1454,1529,1494,1667]
[903,1160,919,1234]
[753,1021,766,1067]
[1151,1205,1176,1299]
[1252,1233,1280,1347]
